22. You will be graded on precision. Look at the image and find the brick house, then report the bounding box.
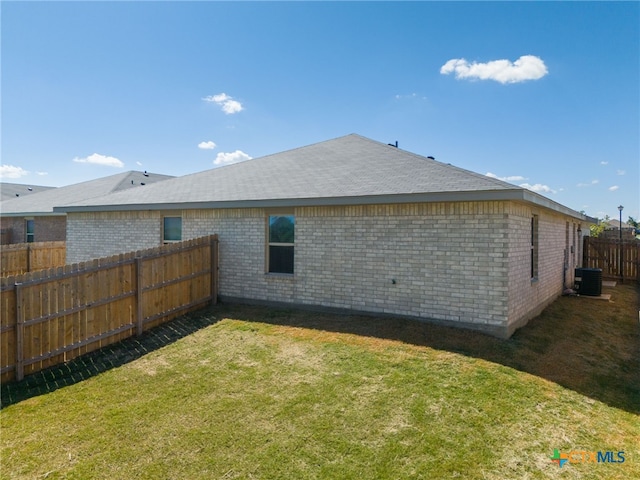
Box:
[56,135,593,338]
[0,171,173,245]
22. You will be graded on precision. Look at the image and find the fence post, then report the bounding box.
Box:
[582,236,589,268]
[135,256,144,336]
[26,244,31,273]
[210,236,218,305]
[15,283,24,381]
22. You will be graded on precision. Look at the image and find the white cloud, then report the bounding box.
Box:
[395,93,427,100]
[440,55,548,84]
[73,153,124,168]
[136,161,143,166]
[520,182,556,194]
[577,180,599,187]
[600,161,609,165]
[486,172,526,182]
[608,185,619,191]
[617,169,626,176]
[214,150,252,166]
[0,165,29,179]
[36,171,48,176]
[202,93,244,114]
[198,141,217,150]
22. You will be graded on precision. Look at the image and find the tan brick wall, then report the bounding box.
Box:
[506,203,582,335]
[292,203,510,330]
[67,211,162,260]
[65,200,583,337]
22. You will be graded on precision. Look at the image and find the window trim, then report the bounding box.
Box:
[266,211,295,275]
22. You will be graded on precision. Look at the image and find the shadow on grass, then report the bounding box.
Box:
[0,311,220,409]
[2,285,638,414]
[216,284,640,415]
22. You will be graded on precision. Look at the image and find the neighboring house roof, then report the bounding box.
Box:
[1,171,174,216]
[55,134,589,221]
[1,183,56,201]
[605,220,634,230]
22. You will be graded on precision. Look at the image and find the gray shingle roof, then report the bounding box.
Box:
[1,183,55,201]
[54,134,586,220]
[1,171,174,215]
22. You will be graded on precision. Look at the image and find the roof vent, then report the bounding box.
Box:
[427,156,435,160]
[388,141,398,148]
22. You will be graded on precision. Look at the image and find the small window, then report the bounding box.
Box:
[267,214,294,274]
[531,215,539,280]
[572,223,577,265]
[26,219,35,243]
[163,217,182,243]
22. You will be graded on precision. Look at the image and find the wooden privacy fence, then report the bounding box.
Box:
[1,241,67,277]
[1,235,219,383]
[583,236,640,282]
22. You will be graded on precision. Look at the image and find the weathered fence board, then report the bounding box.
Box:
[1,235,219,383]
[583,236,639,282]
[1,241,66,276]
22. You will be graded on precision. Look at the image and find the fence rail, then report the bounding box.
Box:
[582,236,639,282]
[1,241,67,277]
[1,235,219,383]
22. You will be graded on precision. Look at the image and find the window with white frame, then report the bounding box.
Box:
[26,219,35,243]
[267,214,295,274]
[163,216,182,243]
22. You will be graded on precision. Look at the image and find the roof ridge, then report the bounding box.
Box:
[110,171,143,193]
[205,133,364,173]
[433,160,521,190]
[383,145,522,190]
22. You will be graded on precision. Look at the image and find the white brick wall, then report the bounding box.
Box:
[66,200,583,337]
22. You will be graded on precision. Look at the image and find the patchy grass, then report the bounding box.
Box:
[1,284,638,479]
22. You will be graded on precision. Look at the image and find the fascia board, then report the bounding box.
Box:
[0,211,65,217]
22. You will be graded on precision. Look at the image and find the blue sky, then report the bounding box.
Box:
[2,1,638,221]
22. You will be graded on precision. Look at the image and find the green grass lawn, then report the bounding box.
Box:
[1,284,638,479]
